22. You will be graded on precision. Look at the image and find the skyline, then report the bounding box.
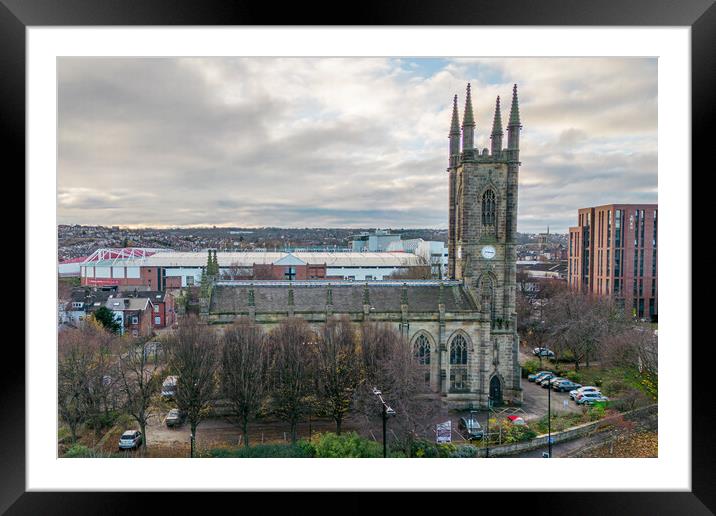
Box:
[58,57,658,233]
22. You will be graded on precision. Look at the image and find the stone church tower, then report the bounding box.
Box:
[447,83,523,405]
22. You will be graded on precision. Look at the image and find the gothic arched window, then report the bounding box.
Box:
[482,189,496,227]
[414,333,431,385]
[449,334,468,391]
[414,334,431,365]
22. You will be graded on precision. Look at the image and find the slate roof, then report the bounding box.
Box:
[210,283,477,314]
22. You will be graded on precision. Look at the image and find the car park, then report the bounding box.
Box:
[570,386,600,400]
[165,408,186,428]
[528,371,551,382]
[458,414,484,440]
[533,347,556,358]
[118,430,143,450]
[554,380,582,392]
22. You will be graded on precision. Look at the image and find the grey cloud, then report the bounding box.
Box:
[58,57,657,233]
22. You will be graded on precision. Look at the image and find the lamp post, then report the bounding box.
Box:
[373,387,395,458]
[485,395,491,458]
[547,376,552,458]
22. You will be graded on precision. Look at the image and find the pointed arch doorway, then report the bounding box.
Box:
[489,375,503,406]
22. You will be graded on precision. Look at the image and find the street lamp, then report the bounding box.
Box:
[547,375,552,458]
[372,387,396,458]
[485,395,492,458]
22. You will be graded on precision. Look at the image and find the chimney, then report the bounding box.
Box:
[124,299,130,308]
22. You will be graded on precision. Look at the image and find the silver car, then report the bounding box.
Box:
[118,430,143,450]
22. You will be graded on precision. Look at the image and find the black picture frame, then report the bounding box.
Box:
[4,0,712,513]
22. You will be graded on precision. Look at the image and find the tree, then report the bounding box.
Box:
[92,306,122,334]
[603,326,658,401]
[165,316,219,456]
[58,329,97,442]
[312,316,361,434]
[389,266,432,280]
[267,318,315,443]
[58,323,117,441]
[220,318,268,447]
[356,322,439,450]
[117,336,161,451]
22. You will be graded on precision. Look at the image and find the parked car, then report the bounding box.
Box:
[533,347,556,358]
[506,415,526,426]
[570,386,600,400]
[554,380,582,392]
[118,430,143,450]
[539,374,558,387]
[161,375,178,400]
[528,371,551,382]
[165,408,186,428]
[577,392,610,405]
[532,372,554,384]
[547,377,567,387]
[458,414,484,440]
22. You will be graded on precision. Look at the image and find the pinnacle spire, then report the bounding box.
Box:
[491,95,503,135]
[462,83,475,128]
[449,94,460,135]
[509,83,521,126]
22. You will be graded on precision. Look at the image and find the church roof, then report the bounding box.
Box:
[210,282,477,314]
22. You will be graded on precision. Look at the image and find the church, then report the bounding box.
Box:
[201,83,523,409]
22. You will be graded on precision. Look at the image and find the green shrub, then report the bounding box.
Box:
[64,444,93,458]
[85,410,121,431]
[522,359,541,377]
[63,444,113,458]
[313,432,382,458]
[449,444,478,458]
[410,439,439,458]
[587,404,606,421]
[565,370,582,383]
[295,439,317,458]
[206,443,314,458]
[437,442,457,458]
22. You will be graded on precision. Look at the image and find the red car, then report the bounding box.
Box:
[506,415,526,426]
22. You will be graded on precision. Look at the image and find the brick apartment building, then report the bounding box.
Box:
[568,203,657,320]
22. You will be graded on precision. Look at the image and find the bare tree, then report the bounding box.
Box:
[389,266,432,280]
[544,289,628,370]
[58,323,117,442]
[58,327,97,443]
[165,315,219,456]
[603,326,658,400]
[220,317,268,447]
[356,322,439,450]
[267,318,315,443]
[311,316,361,434]
[117,336,161,451]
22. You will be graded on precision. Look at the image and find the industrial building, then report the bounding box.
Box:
[75,248,428,289]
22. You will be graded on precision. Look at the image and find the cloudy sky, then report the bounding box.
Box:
[58,57,657,233]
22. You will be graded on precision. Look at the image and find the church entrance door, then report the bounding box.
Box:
[489,375,503,406]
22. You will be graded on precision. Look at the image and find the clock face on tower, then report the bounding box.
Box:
[481,245,496,260]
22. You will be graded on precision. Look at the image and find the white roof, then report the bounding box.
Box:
[124,251,425,268]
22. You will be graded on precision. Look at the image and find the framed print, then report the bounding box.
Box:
[4,0,714,513]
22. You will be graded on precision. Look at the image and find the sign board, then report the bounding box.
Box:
[563,400,569,409]
[542,452,550,458]
[548,437,556,444]
[436,421,452,444]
